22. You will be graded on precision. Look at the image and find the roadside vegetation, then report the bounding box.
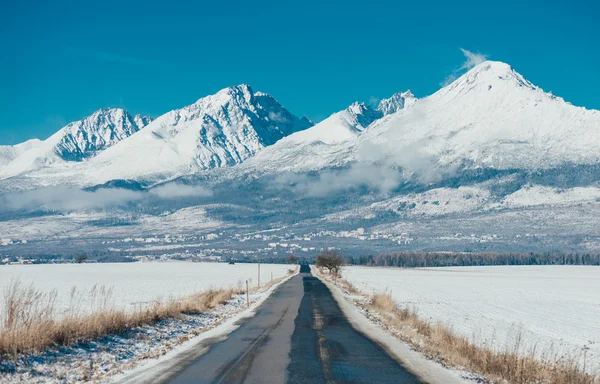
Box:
[315,256,598,384]
[315,249,345,276]
[369,291,598,384]
[0,269,296,358]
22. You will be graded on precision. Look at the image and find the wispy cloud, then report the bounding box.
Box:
[0,182,212,212]
[458,48,487,70]
[368,96,380,107]
[441,48,489,86]
[273,163,403,198]
[149,184,213,199]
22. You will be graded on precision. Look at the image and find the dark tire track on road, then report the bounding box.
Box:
[166,272,424,384]
[287,275,424,384]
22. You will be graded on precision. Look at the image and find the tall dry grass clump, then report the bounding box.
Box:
[0,279,241,357]
[369,291,598,384]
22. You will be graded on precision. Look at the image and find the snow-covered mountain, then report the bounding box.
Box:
[0,85,311,185]
[3,62,600,254]
[236,91,417,173]
[0,139,42,167]
[353,61,600,171]
[376,90,417,115]
[1,109,151,177]
[239,61,600,176]
[82,84,312,183]
[3,61,600,190]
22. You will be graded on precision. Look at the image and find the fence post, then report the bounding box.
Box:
[258,261,261,288]
[246,280,249,308]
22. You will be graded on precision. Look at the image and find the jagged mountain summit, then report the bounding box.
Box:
[84,84,312,183]
[55,109,152,162]
[0,85,312,185]
[235,90,418,173]
[376,90,417,115]
[1,108,152,177]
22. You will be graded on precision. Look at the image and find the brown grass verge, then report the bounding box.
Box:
[0,267,298,358]
[320,270,598,384]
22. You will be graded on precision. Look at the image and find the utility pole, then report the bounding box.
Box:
[246,280,249,308]
[258,261,261,288]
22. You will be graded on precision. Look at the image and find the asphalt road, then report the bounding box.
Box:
[166,272,424,384]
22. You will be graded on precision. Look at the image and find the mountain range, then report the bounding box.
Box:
[1,61,600,254]
[3,61,599,188]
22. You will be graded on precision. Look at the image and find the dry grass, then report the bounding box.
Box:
[316,268,598,384]
[369,291,599,384]
[0,279,242,357]
[0,266,299,358]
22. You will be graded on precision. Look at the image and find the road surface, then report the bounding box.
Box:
[166,271,424,384]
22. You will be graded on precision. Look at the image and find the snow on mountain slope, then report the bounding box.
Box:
[82,85,312,183]
[323,186,491,221]
[0,139,42,167]
[1,109,151,177]
[323,183,600,221]
[497,185,600,209]
[285,102,379,145]
[352,61,600,171]
[237,91,417,173]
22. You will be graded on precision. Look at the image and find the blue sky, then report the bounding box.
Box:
[1,0,599,144]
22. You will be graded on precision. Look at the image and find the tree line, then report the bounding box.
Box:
[346,251,600,268]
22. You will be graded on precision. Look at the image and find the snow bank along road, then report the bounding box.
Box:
[150,270,465,384]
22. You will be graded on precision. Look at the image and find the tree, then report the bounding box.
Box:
[316,250,344,276]
[75,254,88,264]
[286,254,298,264]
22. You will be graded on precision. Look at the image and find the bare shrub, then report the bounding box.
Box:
[316,250,344,276]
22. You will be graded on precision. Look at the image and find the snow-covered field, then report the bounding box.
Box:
[0,262,292,316]
[0,264,297,383]
[343,265,600,371]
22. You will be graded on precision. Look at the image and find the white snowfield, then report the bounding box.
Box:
[0,262,292,317]
[343,265,600,371]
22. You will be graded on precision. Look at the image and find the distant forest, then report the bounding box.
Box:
[238,251,600,268]
[345,251,600,268]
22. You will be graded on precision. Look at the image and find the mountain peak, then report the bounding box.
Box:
[224,83,253,96]
[53,108,152,161]
[217,84,254,103]
[454,60,537,91]
[81,84,313,181]
[377,90,418,115]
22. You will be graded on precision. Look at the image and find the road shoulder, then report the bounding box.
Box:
[113,270,299,384]
[313,268,472,384]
